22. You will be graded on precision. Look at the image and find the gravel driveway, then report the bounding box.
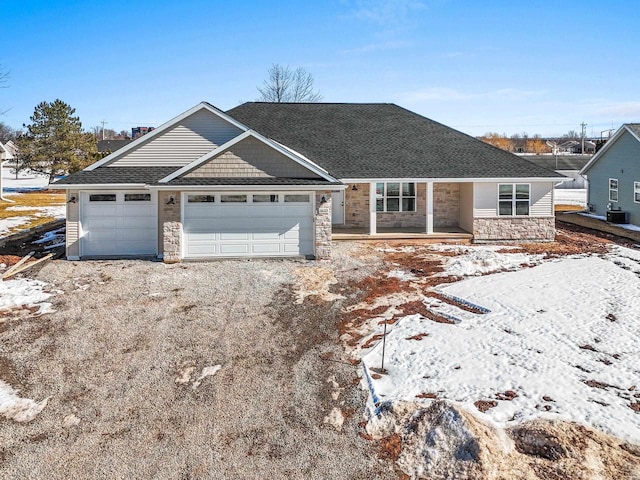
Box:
[0,243,396,479]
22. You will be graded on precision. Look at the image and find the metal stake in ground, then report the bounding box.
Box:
[380,321,387,373]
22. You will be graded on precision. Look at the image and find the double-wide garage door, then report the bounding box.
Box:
[80,191,157,256]
[183,192,314,257]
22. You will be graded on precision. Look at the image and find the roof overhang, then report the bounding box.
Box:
[340,177,565,183]
[50,183,149,190]
[150,184,346,191]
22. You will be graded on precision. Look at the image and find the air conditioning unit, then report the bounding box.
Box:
[606,211,627,224]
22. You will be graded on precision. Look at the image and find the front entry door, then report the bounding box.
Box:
[331,190,344,224]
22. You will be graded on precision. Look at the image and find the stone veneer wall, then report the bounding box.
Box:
[315,191,332,259]
[159,191,182,263]
[433,183,460,228]
[473,217,555,242]
[344,183,370,228]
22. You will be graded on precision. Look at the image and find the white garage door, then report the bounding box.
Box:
[183,192,314,257]
[80,191,157,256]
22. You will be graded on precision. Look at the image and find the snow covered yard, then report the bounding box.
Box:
[363,248,640,443]
[340,234,640,478]
[554,188,587,208]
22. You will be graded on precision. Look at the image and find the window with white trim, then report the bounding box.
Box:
[634,182,640,203]
[375,182,416,212]
[498,184,530,216]
[609,178,618,202]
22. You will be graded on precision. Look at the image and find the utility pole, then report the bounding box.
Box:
[580,122,587,154]
[100,120,108,140]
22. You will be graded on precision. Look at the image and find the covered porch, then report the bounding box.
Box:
[332,181,474,238]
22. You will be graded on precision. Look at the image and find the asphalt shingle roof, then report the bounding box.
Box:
[626,123,640,138]
[227,103,563,180]
[53,167,177,185]
[514,154,592,171]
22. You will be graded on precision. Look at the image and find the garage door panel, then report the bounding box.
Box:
[119,216,156,229]
[85,217,118,229]
[219,232,250,241]
[252,244,282,254]
[121,205,155,217]
[220,244,250,255]
[183,192,314,258]
[118,228,156,242]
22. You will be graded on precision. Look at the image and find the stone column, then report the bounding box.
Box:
[159,191,182,263]
[315,191,332,259]
[369,182,377,235]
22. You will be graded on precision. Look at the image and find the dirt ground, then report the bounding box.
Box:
[0,244,397,479]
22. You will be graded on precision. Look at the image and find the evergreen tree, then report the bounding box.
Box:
[18,100,97,182]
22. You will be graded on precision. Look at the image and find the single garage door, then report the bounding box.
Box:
[80,191,157,256]
[183,192,314,257]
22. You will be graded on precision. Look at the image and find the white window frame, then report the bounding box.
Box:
[498,183,530,216]
[375,182,417,212]
[609,178,618,202]
[634,182,640,204]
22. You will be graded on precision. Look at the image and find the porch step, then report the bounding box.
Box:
[332,231,473,241]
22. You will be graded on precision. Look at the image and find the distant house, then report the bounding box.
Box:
[97,139,133,155]
[556,139,596,154]
[516,154,591,189]
[132,127,155,139]
[0,140,17,163]
[580,124,640,225]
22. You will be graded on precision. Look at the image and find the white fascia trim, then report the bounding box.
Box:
[340,177,564,183]
[85,102,250,171]
[150,184,345,192]
[580,125,636,175]
[51,183,149,189]
[158,130,339,184]
[158,131,254,182]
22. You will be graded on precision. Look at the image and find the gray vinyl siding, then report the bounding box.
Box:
[474,181,554,217]
[585,130,640,225]
[107,110,243,167]
[184,136,320,179]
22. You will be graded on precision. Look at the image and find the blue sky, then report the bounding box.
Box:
[2,0,638,138]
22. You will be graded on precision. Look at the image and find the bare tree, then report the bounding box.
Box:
[257,64,323,102]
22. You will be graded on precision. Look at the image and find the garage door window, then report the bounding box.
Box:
[188,195,215,203]
[221,194,247,203]
[89,194,116,202]
[125,193,151,201]
[284,194,309,203]
[253,194,279,203]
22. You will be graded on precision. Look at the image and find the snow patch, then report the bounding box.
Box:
[192,365,222,389]
[0,380,49,422]
[386,269,417,281]
[0,278,54,315]
[440,246,542,276]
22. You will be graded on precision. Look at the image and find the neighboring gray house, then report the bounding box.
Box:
[580,124,640,225]
[53,102,563,262]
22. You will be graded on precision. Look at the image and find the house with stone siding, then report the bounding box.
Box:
[53,102,563,262]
